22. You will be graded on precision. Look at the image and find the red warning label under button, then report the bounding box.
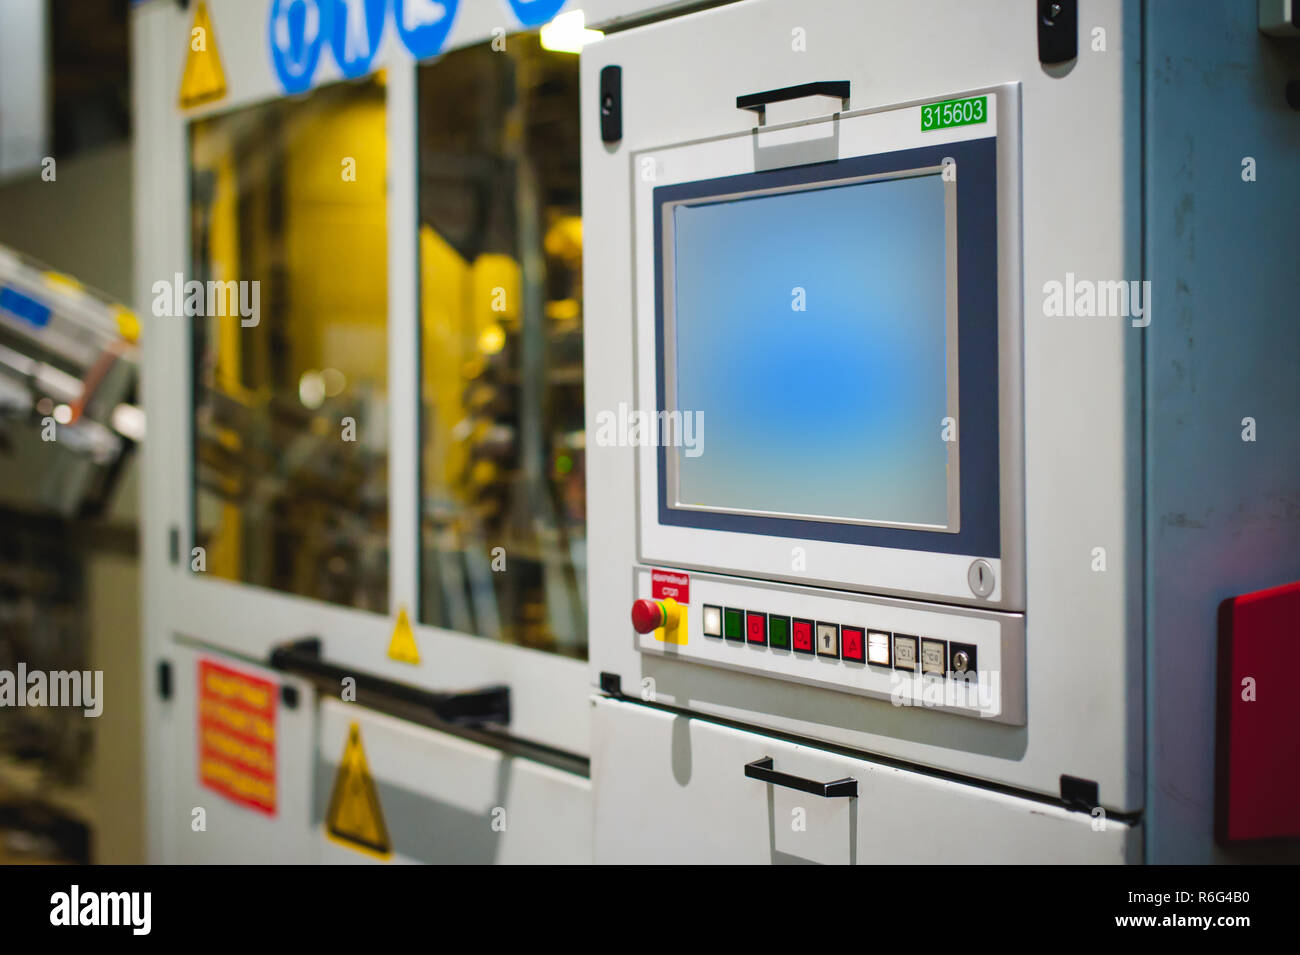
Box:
[651,569,690,604]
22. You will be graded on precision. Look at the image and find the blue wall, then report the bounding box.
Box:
[1145,1,1300,863]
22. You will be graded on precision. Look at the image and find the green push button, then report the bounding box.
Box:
[768,615,791,650]
[723,608,744,642]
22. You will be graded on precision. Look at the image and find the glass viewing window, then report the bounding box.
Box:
[416,36,586,658]
[188,79,389,610]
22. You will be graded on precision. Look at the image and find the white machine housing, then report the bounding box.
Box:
[628,85,1026,724]
[582,0,1144,833]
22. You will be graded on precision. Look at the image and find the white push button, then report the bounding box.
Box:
[893,635,918,672]
[921,638,947,675]
[867,631,891,666]
[702,605,722,637]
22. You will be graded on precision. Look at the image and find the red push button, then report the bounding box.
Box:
[631,599,664,634]
[841,626,865,663]
[746,611,767,645]
[792,619,814,654]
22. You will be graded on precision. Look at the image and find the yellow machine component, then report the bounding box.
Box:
[284,97,388,391]
[196,126,243,580]
[113,306,141,343]
[478,322,506,355]
[656,598,687,646]
[543,214,583,267]
[209,143,241,396]
[544,298,580,322]
[41,270,84,295]
[419,225,521,504]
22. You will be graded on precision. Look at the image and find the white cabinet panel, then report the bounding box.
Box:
[314,699,591,864]
[593,697,1137,864]
[165,643,316,864]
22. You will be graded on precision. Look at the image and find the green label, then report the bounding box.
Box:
[920,95,987,131]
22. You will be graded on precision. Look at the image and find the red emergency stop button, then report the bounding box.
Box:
[631,599,665,633]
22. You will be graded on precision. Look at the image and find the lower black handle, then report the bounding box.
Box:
[744,756,857,798]
[269,637,510,727]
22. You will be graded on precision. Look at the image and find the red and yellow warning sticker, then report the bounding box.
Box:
[198,659,276,815]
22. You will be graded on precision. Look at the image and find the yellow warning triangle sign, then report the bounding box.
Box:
[387,607,420,664]
[326,723,391,857]
[179,1,227,110]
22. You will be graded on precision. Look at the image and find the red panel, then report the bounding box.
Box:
[1216,579,1300,843]
[745,612,766,645]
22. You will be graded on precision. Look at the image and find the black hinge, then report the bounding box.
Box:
[169,526,180,566]
[1037,0,1078,66]
[599,671,622,695]
[599,66,622,144]
[157,660,173,701]
[1060,774,1100,812]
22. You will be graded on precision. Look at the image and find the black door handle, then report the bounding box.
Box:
[737,81,850,118]
[744,756,857,798]
[268,637,510,727]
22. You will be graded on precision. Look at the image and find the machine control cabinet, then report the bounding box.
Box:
[583,0,1144,825]
[621,84,1028,725]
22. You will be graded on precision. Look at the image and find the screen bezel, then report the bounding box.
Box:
[631,86,1024,609]
[658,164,962,534]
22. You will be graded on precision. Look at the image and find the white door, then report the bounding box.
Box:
[133,0,661,863]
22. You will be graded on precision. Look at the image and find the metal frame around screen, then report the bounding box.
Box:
[652,135,1000,558]
[631,86,1024,610]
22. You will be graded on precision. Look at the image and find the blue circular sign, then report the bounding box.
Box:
[503,0,567,28]
[394,0,459,60]
[328,0,387,79]
[269,0,327,94]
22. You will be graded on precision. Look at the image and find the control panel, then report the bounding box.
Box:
[632,566,1024,724]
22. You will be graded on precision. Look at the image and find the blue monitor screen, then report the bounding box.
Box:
[668,171,956,530]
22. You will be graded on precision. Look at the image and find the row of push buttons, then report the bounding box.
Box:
[700,604,978,679]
